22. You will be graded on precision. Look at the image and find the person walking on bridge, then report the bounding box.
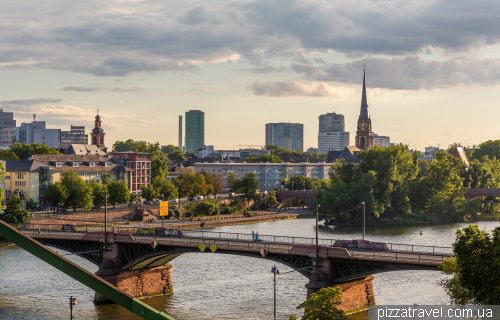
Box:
[255,231,259,241]
[252,230,255,241]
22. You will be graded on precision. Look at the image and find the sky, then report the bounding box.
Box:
[2,0,500,151]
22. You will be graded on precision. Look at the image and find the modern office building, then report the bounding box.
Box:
[318,112,349,153]
[194,162,332,192]
[185,110,205,153]
[0,109,16,149]
[60,126,88,149]
[373,134,390,147]
[16,121,61,149]
[265,122,303,151]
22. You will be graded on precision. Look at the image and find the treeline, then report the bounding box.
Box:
[281,175,329,191]
[243,144,328,163]
[317,143,487,226]
[112,139,186,161]
[0,143,61,159]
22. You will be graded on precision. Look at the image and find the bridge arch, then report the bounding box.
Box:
[464,188,500,200]
[274,191,318,209]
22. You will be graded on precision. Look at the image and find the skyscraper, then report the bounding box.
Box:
[185,110,205,153]
[318,112,349,153]
[178,115,183,149]
[265,122,303,151]
[355,67,374,149]
[16,120,61,149]
[0,109,16,148]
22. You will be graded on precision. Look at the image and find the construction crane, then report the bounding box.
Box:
[239,144,265,148]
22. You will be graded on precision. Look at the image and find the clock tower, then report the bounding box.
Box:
[90,109,106,147]
[355,67,373,149]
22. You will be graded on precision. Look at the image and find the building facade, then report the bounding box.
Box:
[16,121,61,149]
[355,69,374,149]
[110,152,151,193]
[185,110,205,153]
[0,110,16,149]
[90,111,106,147]
[178,115,183,149]
[318,112,349,153]
[373,134,390,147]
[194,162,332,192]
[265,122,303,151]
[60,126,88,149]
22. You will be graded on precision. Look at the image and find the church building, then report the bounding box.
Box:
[355,68,374,149]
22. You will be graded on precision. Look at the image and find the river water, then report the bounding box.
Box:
[1,218,498,320]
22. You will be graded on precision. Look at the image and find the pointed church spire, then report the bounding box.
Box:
[359,62,369,119]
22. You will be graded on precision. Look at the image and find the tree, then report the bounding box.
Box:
[158,180,179,200]
[89,181,107,209]
[0,150,19,159]
[107,180,131,209]
[231,173,260,206]
[472,140,500,161]
[173,171,207,197]
[44,182,68,212]
[149,150,169,182]
[0,196,29,223]
[10,142,61,159]
[112,139,138,152]
[244,153,282,163]
[201,172,223,195]
[265,190,279,208]
[295,287,348,320]
[167,149,186,162]
[438,257,476,305]
[452,224,500,304]
[60,170,93,212]
[100,172,112,185]
[26,198,38,211]
[227,173,238,191]
[161,145,183,154]
[141,184,158,201]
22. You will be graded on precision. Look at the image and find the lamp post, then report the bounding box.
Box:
[303,181,305,191]
[69,296,77,319]
[104,194,109,250]
[271,265,279,320]
[361,201,365,240]
[291,181,294,191]
[315,204,320,270]
[161,194,164,228]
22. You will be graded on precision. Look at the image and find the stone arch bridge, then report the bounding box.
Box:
[274,191,318,209]
[464,188,500,200]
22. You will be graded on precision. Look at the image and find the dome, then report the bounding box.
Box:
[95,114,101,121]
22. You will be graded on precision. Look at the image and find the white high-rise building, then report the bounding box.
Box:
[373,134,390,147]
[16,121,61,149]
[318,112,349,153]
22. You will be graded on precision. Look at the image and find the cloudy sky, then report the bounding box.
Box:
[2,0,500,151]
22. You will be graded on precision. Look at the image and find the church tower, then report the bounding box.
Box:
[90,109,106,147]
[355,66,373,149]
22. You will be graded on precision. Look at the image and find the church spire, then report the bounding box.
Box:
[359,62,369,119]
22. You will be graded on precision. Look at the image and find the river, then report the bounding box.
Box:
[0,218,498,320]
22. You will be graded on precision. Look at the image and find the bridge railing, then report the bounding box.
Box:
[12,224,454,256]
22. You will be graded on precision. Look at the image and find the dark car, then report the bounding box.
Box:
[188,197,195,201]
[144,201,152,205]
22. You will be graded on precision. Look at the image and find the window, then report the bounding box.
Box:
[72,162,79,167]
[105,162,111,167]
[17,172,26,179]
[89,162,95,167]
[15,181,26,187]
[56,162,63,167]
[6,175,9,180]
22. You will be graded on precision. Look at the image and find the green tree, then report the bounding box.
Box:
[100,172,112,185]
[201,172,223,195]
[296,287,348,320]
[112,139,138,152]
[0,150,19,159]
[244,153,282,163]
[158,180,179,200]
[137,141,161,153]
[167,149,186,162]
[26,198,38,211]
[140,184,158,201]
[231,173,260,206]
[60,170,93,212]
[452,224,500,304]
[10,142,61,159]
[89,181,107,209]
[472,140,500,161]
[438,257,476,305]
[107,180,131,209]
[265,190,279,208]
[0,196,29,223]
[161,145,182,154]
[173,171,207,197]
[44,182,68,212]
[227,173,238,191]
[150,150,169,182]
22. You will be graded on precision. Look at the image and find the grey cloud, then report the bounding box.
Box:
[109,87,144,92]
[248,80,353,97]
[290,64,318,75]
[178,5,209,26]
[241,65,288,73]
[296,57,500,90]
[57,86,101,92]
[0,98,63,105]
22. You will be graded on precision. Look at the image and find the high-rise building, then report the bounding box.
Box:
[355,67,374,149]
[178,115,183,149]
[16,120,61,149]
[0,109,16,148]
[185,110,205,153]
[265,123,303,151]
[318,112,349,153]
[60,126,88,149]
[90,110,106,147]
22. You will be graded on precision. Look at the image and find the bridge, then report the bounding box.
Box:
[10,224,452,311]
[464,188,500,199]
[274,190,318,209]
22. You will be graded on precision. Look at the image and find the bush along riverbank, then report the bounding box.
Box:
[317,144,489,227]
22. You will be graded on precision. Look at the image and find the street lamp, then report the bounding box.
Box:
[315,204,320,270]
[271,265,279,320]
[161,194,164,228]
[104,194,109,250]
[69,296,77,319]
[361,201,365,240]
[303,181,305,191]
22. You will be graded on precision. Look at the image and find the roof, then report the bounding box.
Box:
[452,147,470,168]
[111,151,150,155]
[330,146,361,163]
[359,70,369,119]
[30,154,133,172]
[5,158,58,172]
[327,151,343,162]
[65,144,107,156]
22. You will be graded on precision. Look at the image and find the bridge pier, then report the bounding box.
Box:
[90,235,174,304]
[305,256,376,312]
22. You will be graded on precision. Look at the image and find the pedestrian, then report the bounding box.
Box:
[37,227,41,234]
[252,230,255,241]
[255,231,259,241]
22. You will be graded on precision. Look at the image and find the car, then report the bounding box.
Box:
[206,195,212,199]
[188,197,195,201]
[170,198,179,203]
[153,200,161,205]
[144,201,152,205]
[197,195,204,200]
